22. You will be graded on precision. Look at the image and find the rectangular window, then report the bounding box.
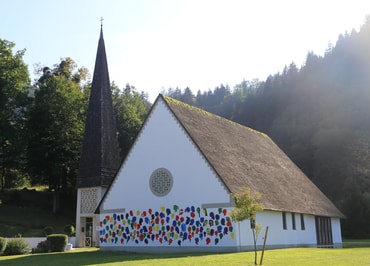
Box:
[292,213,296,230]
[282,212,287,230]
[300,214,305,230]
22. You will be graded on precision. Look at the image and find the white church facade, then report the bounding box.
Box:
[76,27,343,252]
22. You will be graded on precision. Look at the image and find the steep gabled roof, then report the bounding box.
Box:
[161,95,344,218]
[77,26,121,188]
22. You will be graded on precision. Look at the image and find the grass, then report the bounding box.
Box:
[0,205,71,237]
[343,239,370,248]
[1,247,370,266]
[0,187,75,237]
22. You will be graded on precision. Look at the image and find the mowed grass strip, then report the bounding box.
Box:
[1,247,370,266]
[343,239,370,248]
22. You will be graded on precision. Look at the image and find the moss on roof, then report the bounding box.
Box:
[163,95,271,140]
[161,94,344,218]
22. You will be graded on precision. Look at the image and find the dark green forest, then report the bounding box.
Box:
[163,18,370,238]
[1,18,370,239]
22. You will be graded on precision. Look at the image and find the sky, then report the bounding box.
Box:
[2,0,370,102]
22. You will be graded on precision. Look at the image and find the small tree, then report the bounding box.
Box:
[43,226,54,236]
[229,188,264,265]
[64,224,75,237]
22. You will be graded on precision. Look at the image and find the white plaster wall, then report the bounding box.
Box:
[332,218,342,246]
[102,99,230,212]
[76,187,106,247]
[262,211,316,246]
[234,211,317,248]
[233,215,254,248]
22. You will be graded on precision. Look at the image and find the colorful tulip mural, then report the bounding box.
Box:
[99,205,234,246]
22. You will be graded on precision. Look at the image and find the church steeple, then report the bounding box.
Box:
[77,24,121,188]
[99,17,104,39]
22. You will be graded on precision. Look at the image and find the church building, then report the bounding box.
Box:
[76,27,344,252]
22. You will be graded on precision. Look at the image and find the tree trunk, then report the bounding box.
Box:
[0,168,4,192]
[53,190,60,213]
[253,228,257,265]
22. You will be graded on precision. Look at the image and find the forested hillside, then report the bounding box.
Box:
[164,18,370,238]
[0,41,150,215]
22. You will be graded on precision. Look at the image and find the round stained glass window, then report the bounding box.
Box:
[149,168,173,197]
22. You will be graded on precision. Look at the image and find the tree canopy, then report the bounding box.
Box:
[112,83,151,159]
[0,39,30,191]
[27,58,88,193]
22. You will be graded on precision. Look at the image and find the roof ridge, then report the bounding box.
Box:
[162,95,272,141]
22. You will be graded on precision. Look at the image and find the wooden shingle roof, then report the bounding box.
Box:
[77,27,121,188]
[161,95,344,218]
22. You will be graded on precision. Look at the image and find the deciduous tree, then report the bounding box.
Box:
[0,39,30,191]
[112,83,150,159]
[229,188,264,265]
[27,58,87,205]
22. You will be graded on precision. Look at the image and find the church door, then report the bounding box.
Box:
[85,217,93,247]
[315,216,333,247]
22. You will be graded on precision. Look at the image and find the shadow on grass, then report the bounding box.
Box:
[342,240,370,248]
[0,248,211,266]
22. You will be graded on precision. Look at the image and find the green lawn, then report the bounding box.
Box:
[1,247,370,266]
[0,187,75,237]
[0,205,74,237]
[343,239,370,248]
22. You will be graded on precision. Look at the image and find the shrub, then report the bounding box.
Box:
[0,237,7,255]
[34,239,52,253]
[64,224,75,236]
[47,234,67,252]
[3,237,30,255]
[3,169,30,189]
[43,226,54,236]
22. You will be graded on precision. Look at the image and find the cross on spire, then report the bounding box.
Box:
[77,20,121,188]
[99,17,104,39]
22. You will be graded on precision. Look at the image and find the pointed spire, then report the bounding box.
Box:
[77,24,121,188]
[100,17,104,39]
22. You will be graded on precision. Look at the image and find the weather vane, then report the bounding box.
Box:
[100,17,104,27]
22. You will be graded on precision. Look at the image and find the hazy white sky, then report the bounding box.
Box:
[2,0,370,101]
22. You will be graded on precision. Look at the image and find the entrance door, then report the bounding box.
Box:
[315,216,333,247]
[85,217,93,247]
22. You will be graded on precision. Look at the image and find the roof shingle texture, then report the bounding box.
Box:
[163,95,344,218]
[77,28,121,188]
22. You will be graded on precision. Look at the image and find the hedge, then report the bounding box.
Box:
[47,234,68,252]
[3,237,30,255]
[0,237,7,255]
